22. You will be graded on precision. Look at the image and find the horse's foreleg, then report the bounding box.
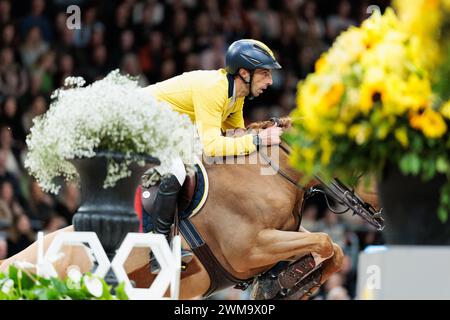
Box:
[247,229,335,270]
[299,243,344,300]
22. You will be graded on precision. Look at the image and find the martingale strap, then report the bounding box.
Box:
[179,219,253,298]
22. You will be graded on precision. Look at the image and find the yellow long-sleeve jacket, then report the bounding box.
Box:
[146,68,257,157]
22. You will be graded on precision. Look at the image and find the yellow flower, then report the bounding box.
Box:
[324,83,345,107]
[315,55,327,73]
[409,108,447,138]
[440,100,450,119]
[320,137,334,165]
[333,122,347,135]
[359,81,385,114]
[394,127,409,147]
[394,0,442,69]
[349,123,372,145]
[443,0,450,11]
[383,74,432,115]
[328,28,367,69]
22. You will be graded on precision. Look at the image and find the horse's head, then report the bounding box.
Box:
[245,116,385,231]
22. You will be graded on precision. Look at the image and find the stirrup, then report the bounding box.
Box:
[150,249,194,274]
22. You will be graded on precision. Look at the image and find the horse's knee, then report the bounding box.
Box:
[315,233,334,258]
[331,243,344,272]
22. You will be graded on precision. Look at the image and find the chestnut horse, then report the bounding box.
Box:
[0,117,346,299]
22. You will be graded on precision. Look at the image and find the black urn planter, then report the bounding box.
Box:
[378,164,450,245]
[70,152,159,285]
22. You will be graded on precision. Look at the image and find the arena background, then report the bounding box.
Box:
[0,0,391,300]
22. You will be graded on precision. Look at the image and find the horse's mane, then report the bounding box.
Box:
[246,116,292,132]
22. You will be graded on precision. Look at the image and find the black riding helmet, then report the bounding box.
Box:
[225,39,281,99]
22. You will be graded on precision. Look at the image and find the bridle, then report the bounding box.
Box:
[257,117,385,231]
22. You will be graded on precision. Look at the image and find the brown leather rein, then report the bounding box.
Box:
[256,118,308,192]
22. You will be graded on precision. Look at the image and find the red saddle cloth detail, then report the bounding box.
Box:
[134,185,143,233]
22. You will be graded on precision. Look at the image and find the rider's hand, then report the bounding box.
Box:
[257,126,282,146]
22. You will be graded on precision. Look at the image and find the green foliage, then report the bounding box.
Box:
[0,265,129,300]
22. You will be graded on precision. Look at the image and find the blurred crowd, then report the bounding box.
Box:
[0,0,388,299]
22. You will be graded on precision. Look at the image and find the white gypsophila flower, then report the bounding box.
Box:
[83,275,103,298]
[1,279,14,294]
[13,261,36,270]
[25,70,202,193]
[67,265,82,284]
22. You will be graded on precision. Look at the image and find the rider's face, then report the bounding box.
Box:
[250,68,273,97]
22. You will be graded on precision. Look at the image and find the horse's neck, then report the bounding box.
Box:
[262,144,302,183]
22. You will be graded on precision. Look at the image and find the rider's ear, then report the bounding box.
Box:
[238,68,249,79]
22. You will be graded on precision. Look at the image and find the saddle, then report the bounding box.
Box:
[141,171,198,221]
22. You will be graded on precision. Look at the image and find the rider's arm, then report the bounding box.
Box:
[193,90,256,157]
[222,108,245,130]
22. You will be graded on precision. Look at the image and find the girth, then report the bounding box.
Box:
[179,219,253,297]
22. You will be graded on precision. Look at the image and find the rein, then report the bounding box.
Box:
[258,140,303,190]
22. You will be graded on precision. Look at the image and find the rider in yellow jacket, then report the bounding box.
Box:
[140,39,283,272]
[142,39,282,157]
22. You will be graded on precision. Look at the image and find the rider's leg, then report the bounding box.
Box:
[141,156,193,273]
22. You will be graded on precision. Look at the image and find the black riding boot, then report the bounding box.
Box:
[149,174,193,273]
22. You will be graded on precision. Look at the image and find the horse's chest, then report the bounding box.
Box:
[280,213,300,231]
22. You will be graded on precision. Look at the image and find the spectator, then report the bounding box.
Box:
[7,213,35,256]
[139,31,165,83]
[31,50,56,95]
[1,22,17,47]
[0,0,11,25]
[248,0,280,40]
[201,0,222,32]
[111,29,137,67]
[1,96,26,143]
[22,95,47,135]
[20,0,53,42]
[0,180,27,221]
[0,124,23,176]
[222,0,250,41]
[0,46,29,98]
[27,180,55,225]
[82,44,110,82]
[0,234,7,260]
[54,52,75,87]
[73,5,98,48]
[42,214,67,234]
[0,199,13,230]
[193,12,214,53]
[298,0,327,48]
[54,182,79,225]
[326,0,356,41]
[199,34,226,70]
[121,53,149,86]
[0,149,25,206]
[20,26,49,68]
[160,58,176,80]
